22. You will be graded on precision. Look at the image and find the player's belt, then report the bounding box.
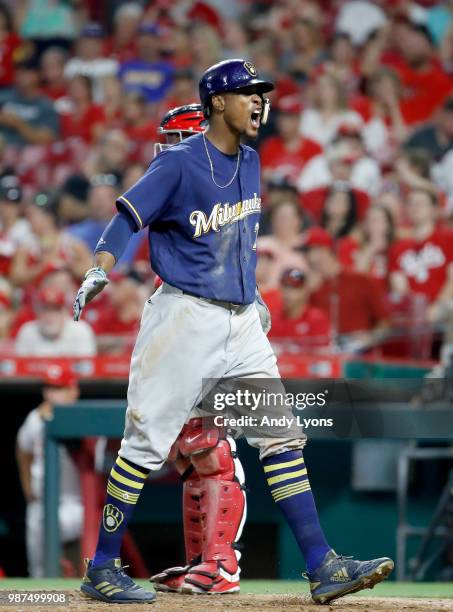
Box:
[160,283,246,311]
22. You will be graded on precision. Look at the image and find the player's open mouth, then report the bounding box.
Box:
[251,110,261,129]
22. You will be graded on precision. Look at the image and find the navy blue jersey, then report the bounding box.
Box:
[116,133,261,304]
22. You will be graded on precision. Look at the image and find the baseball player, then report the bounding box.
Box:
[146,104,249,594]
[16,364,83,577]
[74,59,393,605]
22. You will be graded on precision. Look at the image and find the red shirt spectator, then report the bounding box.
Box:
[304,228,389,336]
[389,228,453,302]
[310,269,389,334]
[268,268,331,349]
[59,76,106,144]
[388,189,453,303]
[260,96,322,183]
[381,23,452,125]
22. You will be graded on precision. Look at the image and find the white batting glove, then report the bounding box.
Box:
[255,286,271,335]
[73,267,109,321]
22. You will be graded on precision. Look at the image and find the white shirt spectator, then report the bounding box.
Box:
[300,108,363,147]
[64,57,119,101]
[298,153,382,197]
[17,407,83,577]
[15,318,96,357]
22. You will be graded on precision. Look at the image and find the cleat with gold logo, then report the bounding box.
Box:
[80,558,156,604]
[306,549,394,605]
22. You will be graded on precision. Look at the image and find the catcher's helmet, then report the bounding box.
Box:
[199,59,274,117]
[158,103,206,136]
[154,104,207,156]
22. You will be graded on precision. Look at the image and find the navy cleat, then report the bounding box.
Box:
[306,549,394,605]
[80,558,156,604]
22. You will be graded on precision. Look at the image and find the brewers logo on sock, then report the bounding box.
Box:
[103,503,124,532]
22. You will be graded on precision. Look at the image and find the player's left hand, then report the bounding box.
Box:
[255,287,271,335]
[73,267,109,321]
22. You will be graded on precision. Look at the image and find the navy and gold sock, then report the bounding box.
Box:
[92,456,149,568]
[262,450,331,573]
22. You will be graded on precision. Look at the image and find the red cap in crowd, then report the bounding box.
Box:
[303,227,334,250]
[42,363,78,388]
[281,268,307,288]
[35,287,66,309]
[276,94,303,115]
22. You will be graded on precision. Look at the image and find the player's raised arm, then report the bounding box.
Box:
[73,148,182,321]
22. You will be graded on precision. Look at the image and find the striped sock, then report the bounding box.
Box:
[262,450,331,573]
[92,456,149,568]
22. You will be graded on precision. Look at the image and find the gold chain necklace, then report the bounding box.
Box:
[202,133,241,189]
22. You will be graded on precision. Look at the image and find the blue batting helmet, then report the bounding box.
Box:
[199,59,274,115]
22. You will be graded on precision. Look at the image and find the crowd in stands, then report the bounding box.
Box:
[0,0,453,362]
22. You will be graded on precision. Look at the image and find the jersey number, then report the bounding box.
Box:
[253,222,259,250]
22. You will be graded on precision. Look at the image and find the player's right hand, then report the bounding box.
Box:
[73,267,109,321]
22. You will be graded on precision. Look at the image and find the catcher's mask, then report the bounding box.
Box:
[154,103,207,157]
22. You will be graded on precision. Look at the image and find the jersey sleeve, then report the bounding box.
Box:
[116,148,183,231]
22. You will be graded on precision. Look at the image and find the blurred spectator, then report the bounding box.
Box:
[59,75,106,144]
[66,175,120,252]
[120,92,158,155]
[257,200,307,287]
[0,174,32,277]
[64,23,118,101]
[395,149,438,200]
[40,46,68,104]
[338,204,395,292]
[119,22,173,103]
[354,67,408,161]
[305,227,390,351]
[58,175,90,225]
[0,56,59,146]
[91,269,143,353]
[190,23,221,78]
[380,20,452,125]
[282,17,325,84]
[105,2,143,62]
[259,95,322,184]
[17,0,77,43]
[101,75,123,126]
[0,3,21,88]
[66,173,144,265]
[301,184,370,227]
[320,184,359,241]
[269,268,331,349]
[10,191,92,287]
[82,129,129,178]
[16,363,83,577]
[319,33,360,96]
[221,20,249,61]
[389,188,453,304]
[10,266,78,337]
[15,286,96,356]
[405,96,453,161]
[299,74,362,147]
[164,68,199,111]
[298,124,381,197]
